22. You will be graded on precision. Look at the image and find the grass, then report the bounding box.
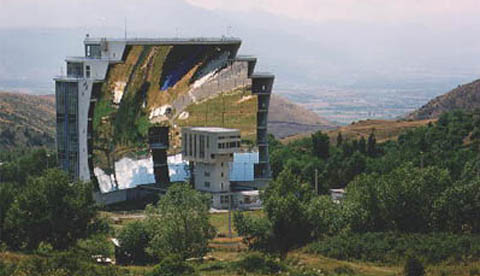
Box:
[177,88,258,143]
[209,210,264,237]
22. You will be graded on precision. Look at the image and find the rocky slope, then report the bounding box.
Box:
[268,95,336,138]
[407,79,480,120]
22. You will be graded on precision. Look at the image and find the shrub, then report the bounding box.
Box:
[231,252,285,274]
[307,232,480,264]
[146,255,195,276]
[404,256,425,276]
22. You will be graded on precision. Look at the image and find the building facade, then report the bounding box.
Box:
[54,36,274,206]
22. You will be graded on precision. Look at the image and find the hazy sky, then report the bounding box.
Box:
[1,0,479,28]
[1,0,480,94]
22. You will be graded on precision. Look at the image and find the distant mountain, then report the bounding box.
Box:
[268,95,336,139]
[0,91,56,150]
[407,79,480,120]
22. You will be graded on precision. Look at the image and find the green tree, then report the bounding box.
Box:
[0,182,15,242]
[336,132,343,147]
[145,183,215,260]
[311,131,330,159]
[432,178,480,233]
[261,168,314,258]
[4,169,96,250]
[367,130,377,157]
[358,137,366,155]
[117,221,152,264]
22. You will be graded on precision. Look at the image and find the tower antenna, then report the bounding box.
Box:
[124,17,127,39]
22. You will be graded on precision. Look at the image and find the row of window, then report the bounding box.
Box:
[66,63,91,79]
[218,135,241,140]
[204,171,224,177]
[183,133,210,159]
[218,141,240,149]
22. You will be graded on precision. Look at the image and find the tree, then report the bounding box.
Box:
[117,221,152,264]
[367,130,377,157]
[336,132,343,147]
[261,168,314,258]
[358,137,366,155]
[0,182,15,242]
[4,169,96,250]
[145,183,215,260]
[311,131,330,159]
[432,178,480,233]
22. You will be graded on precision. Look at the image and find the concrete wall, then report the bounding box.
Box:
[77,79,94,181]
[194,162,230,193]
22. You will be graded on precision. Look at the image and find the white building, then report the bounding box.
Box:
[182,127,242,209]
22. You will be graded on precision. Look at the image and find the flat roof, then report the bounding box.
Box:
[84,37,242,46]
[251,72,275,78]
[236,55,257,61]
[183,127,240,133]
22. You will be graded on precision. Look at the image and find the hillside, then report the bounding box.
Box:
[0,91,55,150]
[282,118,435,144]
[407,79,480,120]
[268,95,336,138]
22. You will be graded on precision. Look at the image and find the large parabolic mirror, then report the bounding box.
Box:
[91,44,259,192]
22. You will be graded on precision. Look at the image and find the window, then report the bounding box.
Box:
[221,172,224,178]
[221,162,224,167]
[86,65,91,78]
[211,154,215,159]
[194,134,197,157]
[204,171,210,177]
[189,134,193,156]
[199,135,205,159]
[206,136,210,149]
[221,195,230,204]
[204,181,211,188]
[182,134,187,155]
[221,182,224,190]
[262,85,266,91]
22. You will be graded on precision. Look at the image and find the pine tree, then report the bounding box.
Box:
[336,132,343,147]
[367,130,377,157]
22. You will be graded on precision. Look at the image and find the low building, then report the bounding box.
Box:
[182,127,241,209]
[330,188,346,203]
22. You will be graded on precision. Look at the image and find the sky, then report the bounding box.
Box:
[1,0,480,94]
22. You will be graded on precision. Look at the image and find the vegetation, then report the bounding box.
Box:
[117,183,215,265]
[2,109,480,275]
[0,91,55,150]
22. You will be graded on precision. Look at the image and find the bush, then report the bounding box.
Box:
[307,232,480,264]
[404,256,425,276]
[146,255,195,276]
[231,252,285,274]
